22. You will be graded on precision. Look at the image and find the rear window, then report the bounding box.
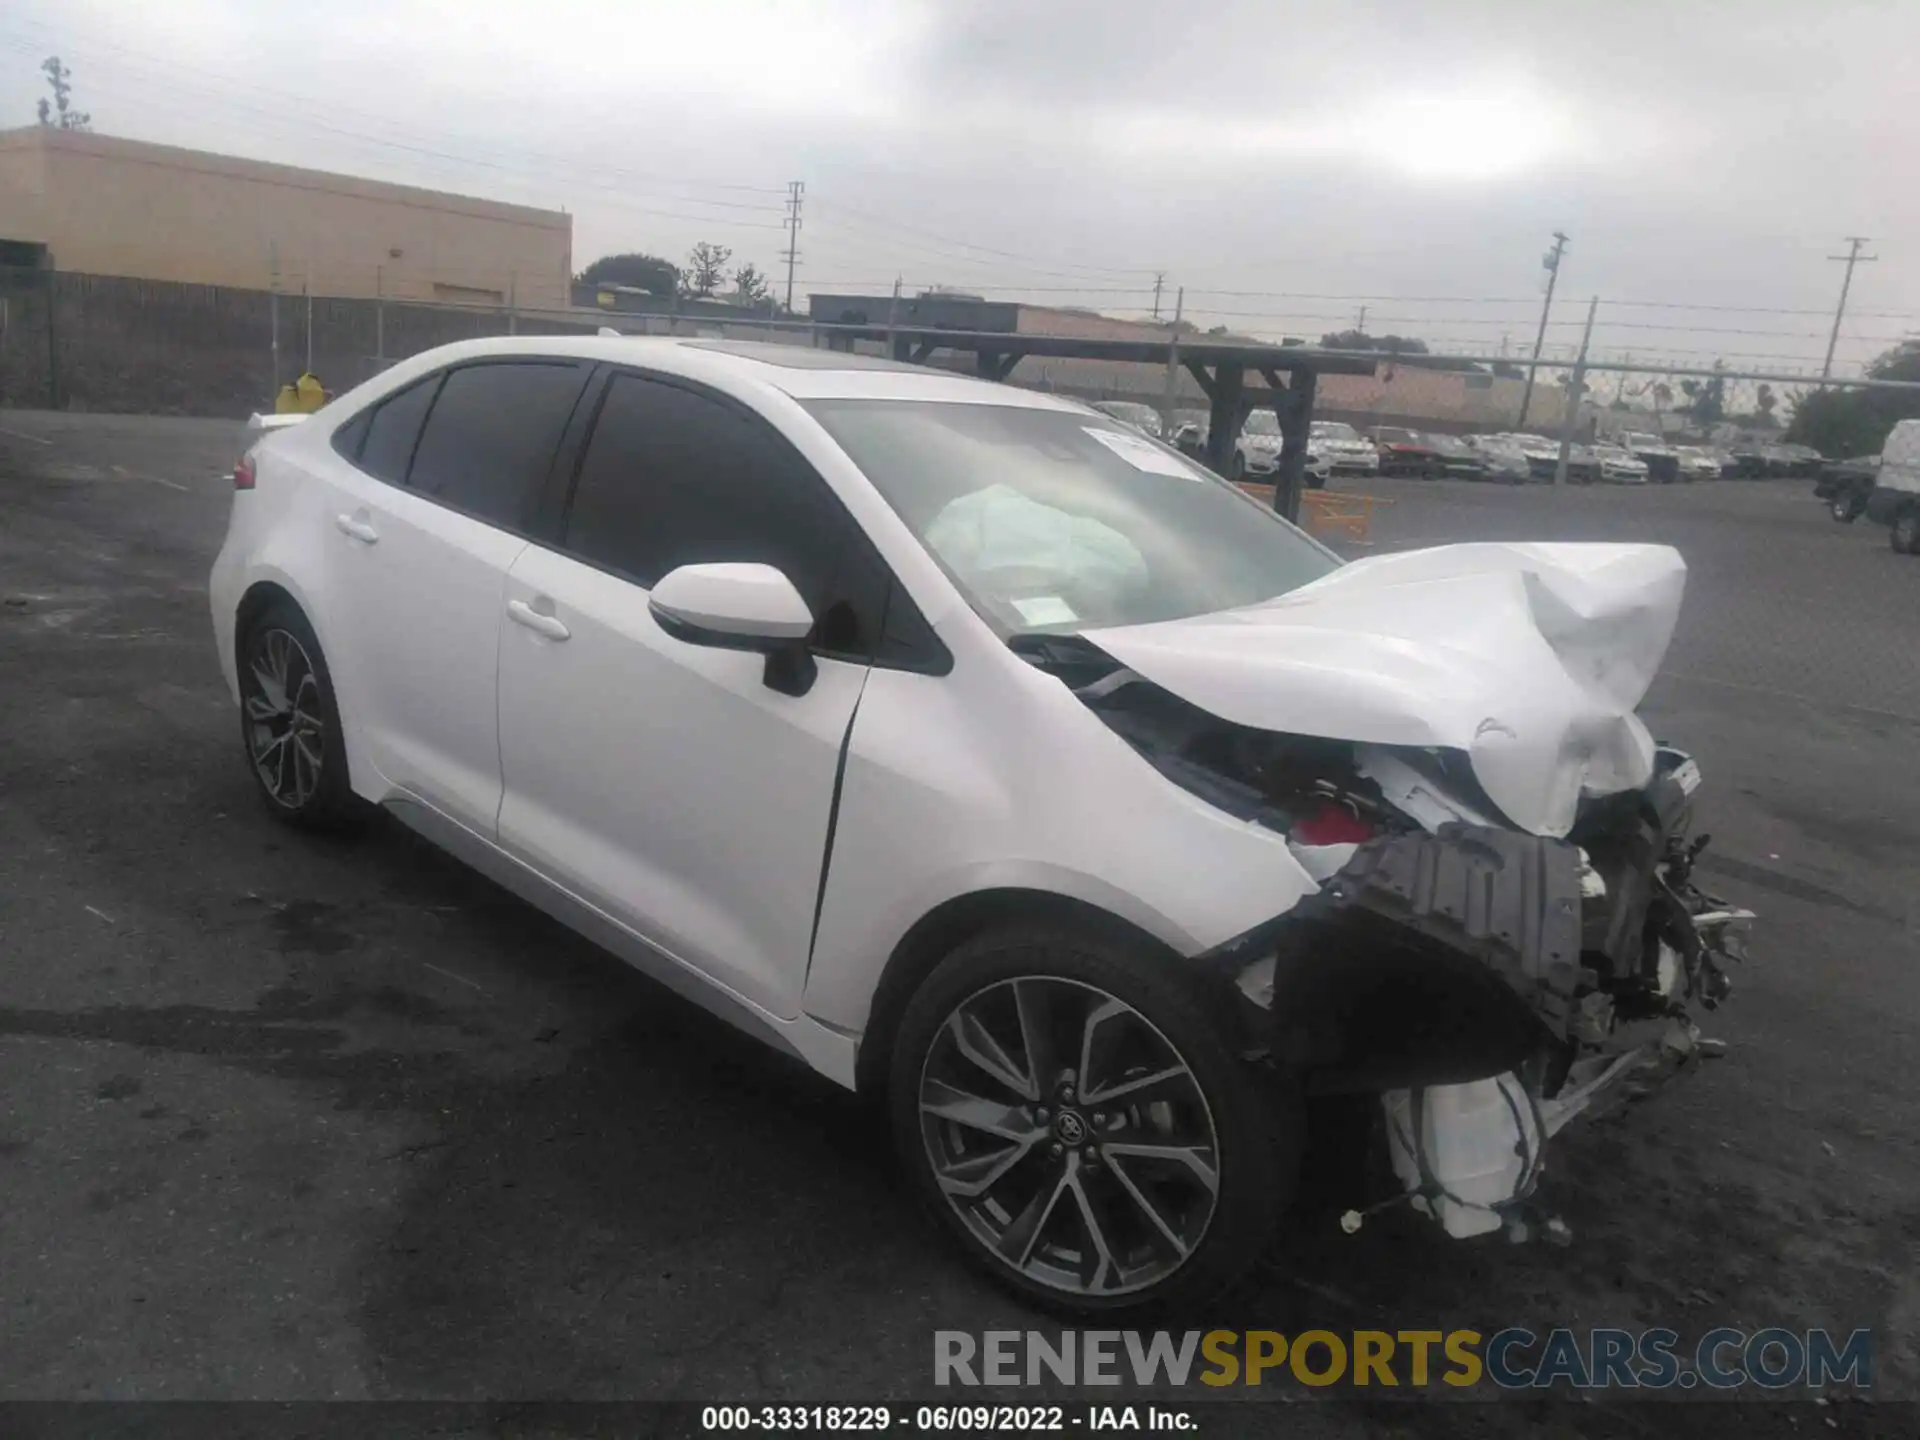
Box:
[358,375,442,485]
[406,362,588,530]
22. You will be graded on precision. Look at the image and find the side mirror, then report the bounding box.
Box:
[648,562,818,696]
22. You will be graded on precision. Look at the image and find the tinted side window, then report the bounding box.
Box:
[356,374,442,484]
[407,363,587,529]
[565,373,870,651]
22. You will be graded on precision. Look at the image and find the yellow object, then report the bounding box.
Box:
[275,373,329,414]
[1235,483,1392,543]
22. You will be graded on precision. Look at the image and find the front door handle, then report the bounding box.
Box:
[507,597,571,641]
[334,512,379,544]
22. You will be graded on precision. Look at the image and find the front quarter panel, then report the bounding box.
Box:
[802,640,1319,1037]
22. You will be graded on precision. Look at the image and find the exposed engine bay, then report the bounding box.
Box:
[1016,628,1755,1242]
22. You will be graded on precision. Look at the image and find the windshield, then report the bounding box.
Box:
[1094,402,1162,436]
[1242,412,1280,435]
[804,400,1339,634]
[1311,422,1360,441]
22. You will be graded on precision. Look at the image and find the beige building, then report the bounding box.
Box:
[0,127,572,309]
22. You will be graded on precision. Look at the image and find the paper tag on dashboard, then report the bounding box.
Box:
[1084,426,1203,479]
[1011,595,1078,627]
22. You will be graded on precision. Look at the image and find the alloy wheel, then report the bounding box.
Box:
[917,977,1221,1298]
[244,628,326,809]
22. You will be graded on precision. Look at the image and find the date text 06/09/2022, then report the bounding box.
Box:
[700,1404,1193,1432]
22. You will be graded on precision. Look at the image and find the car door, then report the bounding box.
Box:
[322,358,591,834]
[495,370,897,1019]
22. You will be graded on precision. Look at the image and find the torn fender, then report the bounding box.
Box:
[1083,542,1686,837]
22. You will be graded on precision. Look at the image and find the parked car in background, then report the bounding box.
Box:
[1308,420,1380,476]
[1864,420,1920,552]
[1091,401,1164,439]
[1237,411,1289,482]
[1426,433,1489,480]
[1772,443,1824,479]
[1371,426,1444,477]
[1464,434,1532,484]
[1618,432,1683,483]
[1509,432,1565,481]
[1815,454,1880,522]
[1591,445,1651,484]
[1727,442,1772,479]
[1168,410,1287,485]
[1672,446,1725,482]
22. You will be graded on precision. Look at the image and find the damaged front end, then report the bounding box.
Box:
[1021,612,1754,1245]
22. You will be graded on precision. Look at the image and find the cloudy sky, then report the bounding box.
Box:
[5,0,1917,373]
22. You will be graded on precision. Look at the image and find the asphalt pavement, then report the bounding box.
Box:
[1,412,1915,1434]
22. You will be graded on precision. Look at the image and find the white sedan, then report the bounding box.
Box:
[211,336,1751,1311]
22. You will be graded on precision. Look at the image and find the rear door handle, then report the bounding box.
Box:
[334,513,379,544]
[507,597,570,641]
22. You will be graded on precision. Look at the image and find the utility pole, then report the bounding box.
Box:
[1821,236,1877,385]
[1151,271,1165,320]
[269,241,280,396]
[1160,286,1185,427]
[780,180,805,313]
[1517,230,1569,430]
[886,275,902,361]
[304,266,313,375]
[1554,296,1599,487]
[1355,303,1368,335]
[375,264,385,365]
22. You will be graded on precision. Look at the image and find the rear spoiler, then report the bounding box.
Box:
[247,412,312,433]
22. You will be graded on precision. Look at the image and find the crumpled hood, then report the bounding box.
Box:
[1082,542,1687,837]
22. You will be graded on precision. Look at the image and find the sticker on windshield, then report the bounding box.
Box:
[1011,595,1078,627]
[1083,426,1203,480]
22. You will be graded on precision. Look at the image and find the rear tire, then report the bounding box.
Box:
[236,602,364,832]
[889,923,1299,1316]
[1893,506,1920,554]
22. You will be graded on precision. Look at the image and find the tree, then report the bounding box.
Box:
[732,262,773,309]
[683,242,732,298]
[1679,363,1727,426]
[1755,384,1778,425]
[1785,340,1920,457]
[577,252,678,297]
[1319,329,1429,355]
[36,57,91,131]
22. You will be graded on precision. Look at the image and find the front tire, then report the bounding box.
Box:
[889,924,1298,1315]
[236,602,362,830]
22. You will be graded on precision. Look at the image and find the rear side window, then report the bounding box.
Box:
[357,374,441,484]
[406,362,588,530]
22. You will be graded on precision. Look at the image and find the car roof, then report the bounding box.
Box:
[366,334,1092,410]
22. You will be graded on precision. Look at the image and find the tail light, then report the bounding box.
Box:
[1291,799,1377,846]
[234,454,256,490]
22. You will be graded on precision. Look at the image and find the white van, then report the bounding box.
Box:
[1866,418,1920,552]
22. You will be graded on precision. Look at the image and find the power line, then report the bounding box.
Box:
[807,198,1160,279]
[0,27,793,205]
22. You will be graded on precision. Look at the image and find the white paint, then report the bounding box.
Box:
[649,562,813,640]
[0,424,52,445]
[205,336,1685,1124]
[1087,542,1687,837]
